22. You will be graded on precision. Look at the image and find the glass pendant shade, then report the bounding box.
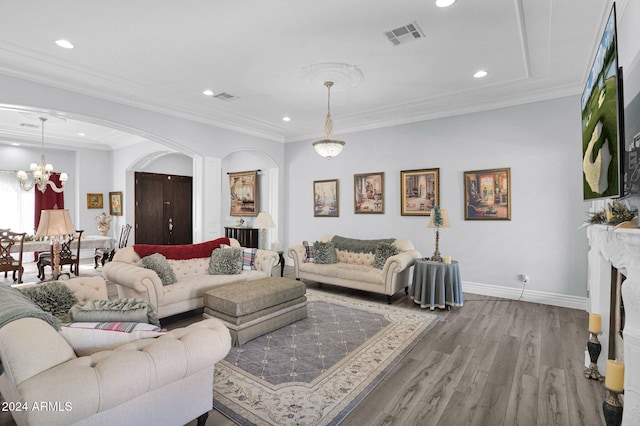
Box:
[312,81,345,159]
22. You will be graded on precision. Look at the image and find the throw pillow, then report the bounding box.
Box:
[373,242,399,269]
[141,253,177,286]
[19,281,78,324]
[313,241,337,264]
[69,298,160,327]
[221,244,257,270]
[209,248,242,275]
[302,241,314,263]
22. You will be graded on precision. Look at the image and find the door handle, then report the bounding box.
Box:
[168,218,173,231]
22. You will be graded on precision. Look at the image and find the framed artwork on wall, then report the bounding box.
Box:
[109,191,123,216]
[354,172,384,214]
[87,193,103,209]
[463,168,511,220]
[400,168,440,216]
[229,170,259,217]
[314,179,339,217]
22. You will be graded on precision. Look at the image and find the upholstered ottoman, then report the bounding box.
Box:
[203,277,307,346]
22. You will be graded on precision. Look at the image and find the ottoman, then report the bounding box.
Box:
[203,277,307,346]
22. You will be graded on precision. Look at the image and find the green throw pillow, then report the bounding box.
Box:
[209,248,242,275]
[313,241,337,264]
[373,242,399,269]
[19,281,78,324]
[141,253,177,286]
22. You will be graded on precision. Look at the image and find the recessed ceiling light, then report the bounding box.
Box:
[55,39,74,49]
[474,70,488,78]
[77,132,86,137]
[435,0,456,7]
[11,143,20,147]
[282,116,291,122]
[202,89,215,96]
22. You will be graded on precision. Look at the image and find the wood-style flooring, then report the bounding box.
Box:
[0,259,606,426]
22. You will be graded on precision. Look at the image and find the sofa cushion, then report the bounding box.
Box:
[313,241,337,264]
[373,242,399,269]
[60,322,165,356]
[299,262,384,285]
[19,281,78,324]
[302,241,314,263]
[133,237,231,260]
[141,253,177,286]
[161,271,266,306]
[209,248,242,275]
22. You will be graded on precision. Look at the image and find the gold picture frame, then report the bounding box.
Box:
[109,191,123,216]
[354,172,384,214]
[400,168,440,216]
[87,193,103,209]
[314,179,339,217]
[229,170,259,217]
[464,168,511,220]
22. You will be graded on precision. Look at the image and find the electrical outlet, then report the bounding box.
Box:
[520,274,529,285]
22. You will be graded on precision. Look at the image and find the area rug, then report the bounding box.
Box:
[213,289,440,425]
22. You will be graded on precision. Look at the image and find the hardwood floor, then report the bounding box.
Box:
[1,260,606,426]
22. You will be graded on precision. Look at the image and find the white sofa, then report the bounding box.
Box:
[288,235,421,302]
[0,276,232,426]
[103,238,279,319]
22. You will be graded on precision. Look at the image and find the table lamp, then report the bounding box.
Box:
[427,206,450,262]
[35,207,75,279]
[254,211,276,249]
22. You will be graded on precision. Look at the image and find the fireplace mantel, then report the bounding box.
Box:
[587,225,640,424]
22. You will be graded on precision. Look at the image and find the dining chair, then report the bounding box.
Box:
[0,230,26,283]
[37,229,84,280]
[94,224,132,268]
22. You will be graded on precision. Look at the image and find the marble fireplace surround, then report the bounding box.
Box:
[587,225,640,423]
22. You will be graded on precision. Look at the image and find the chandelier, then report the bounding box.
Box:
[312,81,345,159]
[16,117,68,193]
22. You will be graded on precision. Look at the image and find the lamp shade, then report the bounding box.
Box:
[254,212,276,229]
[36,209,75,237]
[427,208,450,228]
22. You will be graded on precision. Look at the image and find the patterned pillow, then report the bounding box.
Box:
[302,241,314,263]
[141,253,178,286]
[313,241,337,264]
[209,248,242,275]
[373,242,399,269]
[221,244,257,270]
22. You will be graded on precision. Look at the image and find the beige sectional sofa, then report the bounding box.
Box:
[103,237,279,319]
[0,276,232,426]
[288,235,421,302]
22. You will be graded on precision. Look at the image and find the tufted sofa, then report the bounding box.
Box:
[103,237,279,319]
[0,276,232,426]
[288,235,421,302]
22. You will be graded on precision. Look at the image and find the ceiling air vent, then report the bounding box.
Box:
[384,21,425,46]
[20,123,39,129]
[214,92,239,101]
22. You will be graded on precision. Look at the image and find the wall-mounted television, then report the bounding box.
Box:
[581,3,624,200]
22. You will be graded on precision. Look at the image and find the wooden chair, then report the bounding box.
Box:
[0,230,26,284]
[37,230,84,280]
[94,224,132,268]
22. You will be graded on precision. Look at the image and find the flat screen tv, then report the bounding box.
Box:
[581,3,624,200]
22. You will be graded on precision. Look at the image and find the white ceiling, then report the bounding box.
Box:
[0,0,615,149]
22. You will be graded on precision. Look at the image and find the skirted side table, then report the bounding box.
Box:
[411,259,464,310]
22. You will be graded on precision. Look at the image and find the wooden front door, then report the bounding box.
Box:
[134,172,193,245]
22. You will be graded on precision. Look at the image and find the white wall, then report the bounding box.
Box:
[285,96,589,301]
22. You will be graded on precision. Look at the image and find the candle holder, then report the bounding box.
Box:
[602,389,623,426]
[583,332,604,381]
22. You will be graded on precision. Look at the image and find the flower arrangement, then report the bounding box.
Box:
[588,200,637,226]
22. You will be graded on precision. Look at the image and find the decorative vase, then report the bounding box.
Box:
[95,212,112,236]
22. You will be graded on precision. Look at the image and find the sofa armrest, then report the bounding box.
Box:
[102,261,163,309]
[288,244,306,276]
[382,250,422,279]
[254,249,278,276]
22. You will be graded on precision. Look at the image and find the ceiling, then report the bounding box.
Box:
[0,0,616,149]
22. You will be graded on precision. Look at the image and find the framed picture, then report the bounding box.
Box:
[109,191,123,216]
[400,168,440,216]
[314,179,339,217]
[464,168,511,220]
[229,170,259,217]
[354,172,384,214]
[86,193,103,209]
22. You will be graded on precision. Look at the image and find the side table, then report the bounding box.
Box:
[411,259,464,310]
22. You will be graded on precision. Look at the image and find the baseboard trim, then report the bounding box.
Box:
[462,281,588,311]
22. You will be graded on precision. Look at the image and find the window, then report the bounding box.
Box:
[0,170,34,234]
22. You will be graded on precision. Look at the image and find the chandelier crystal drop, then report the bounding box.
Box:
[312,81,345,159]
[16,117,68,193]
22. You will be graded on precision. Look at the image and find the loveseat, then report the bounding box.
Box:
[103,238,279,319]
[0,276,232,426]
[288,235,421,302]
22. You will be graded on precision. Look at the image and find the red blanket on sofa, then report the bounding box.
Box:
[132,238,231,260]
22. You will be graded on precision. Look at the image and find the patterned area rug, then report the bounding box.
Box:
[213,289,440,425]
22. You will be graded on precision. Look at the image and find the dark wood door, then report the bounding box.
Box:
[135,172,193,245]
